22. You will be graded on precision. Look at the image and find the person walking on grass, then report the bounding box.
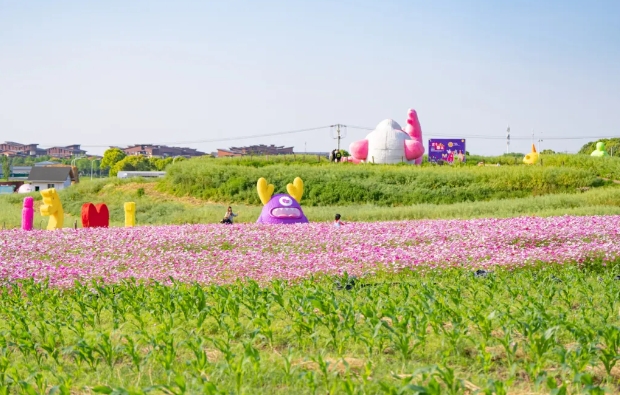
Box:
[221,206,238,224]
[334,213,344,227]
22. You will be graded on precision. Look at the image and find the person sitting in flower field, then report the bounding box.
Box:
[221,206,238,224]
[334,213,344,227]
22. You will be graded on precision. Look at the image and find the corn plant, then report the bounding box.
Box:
[0,254,618,392]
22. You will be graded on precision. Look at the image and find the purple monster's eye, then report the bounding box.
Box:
[278,196,293,206]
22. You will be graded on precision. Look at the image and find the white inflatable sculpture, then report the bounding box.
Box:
[346,108,424,164]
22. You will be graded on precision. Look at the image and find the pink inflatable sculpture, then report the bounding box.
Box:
[22,196,34,231]
[347,108,424,164]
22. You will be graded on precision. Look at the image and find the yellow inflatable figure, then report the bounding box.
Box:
[40,188,64,230]
[124,202,136,227]
[523,144,539,165]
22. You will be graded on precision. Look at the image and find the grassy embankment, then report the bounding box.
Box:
[1,154,620,228]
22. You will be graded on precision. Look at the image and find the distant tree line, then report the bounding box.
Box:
[1,156,9,181]
[100,148,185,176]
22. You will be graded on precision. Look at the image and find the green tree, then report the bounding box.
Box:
[149,157,172,171]
[74,158,100,175]
[541,149,556,155]
[339,149,350,157]
[101,148,127,170]
[110,155,153,176]
[1,156,10,180]
[10,156,25,166]
[151,156,186,171]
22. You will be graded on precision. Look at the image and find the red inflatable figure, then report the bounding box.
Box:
[81,203,110,228]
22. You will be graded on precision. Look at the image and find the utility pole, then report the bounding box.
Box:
[335,124,342,151]
[538,131,543,153]
[506,126,510,154]
[330,124,347,151]
[90,159,99,180]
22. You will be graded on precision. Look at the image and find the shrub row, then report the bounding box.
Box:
[159,159,609,206]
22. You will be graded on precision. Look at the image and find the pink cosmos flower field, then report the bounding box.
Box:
[1,215,619,287]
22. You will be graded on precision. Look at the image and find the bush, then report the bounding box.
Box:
[101,148,127,171]
[578,138,620,155]
[158,157,614,206]
[111,155,152,176]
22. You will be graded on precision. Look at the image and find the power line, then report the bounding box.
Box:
[158,125,332,145]
[45,125,333,148]
[345,126,617,140]
[30,124,617,148]
[345,125,374,131]
[425,134,618,140]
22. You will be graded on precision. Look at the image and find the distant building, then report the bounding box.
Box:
[216,149,243,157]
[118,144,206,158]
[0,166,34,180]
[117,171,166,179]
[216,144,294,157]
[0,141,46,157]
[46,144,86,159]
[26,166,74,191]
[0,141,86,158]
[9,166,31,179]
[0,185,15,194]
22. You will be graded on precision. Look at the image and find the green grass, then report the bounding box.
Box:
[1,153,619,229]
[192,152,620,174]
[2,154,620,393]
[1,263,619,393]
[1,178,620,229]
[159,154,620,206]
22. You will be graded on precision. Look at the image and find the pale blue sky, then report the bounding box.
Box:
[1,0,619,156]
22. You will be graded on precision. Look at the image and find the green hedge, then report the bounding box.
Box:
[158,158,611,206]
[177,153,620,176]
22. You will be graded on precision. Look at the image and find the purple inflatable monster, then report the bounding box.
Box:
[256,177,309,224]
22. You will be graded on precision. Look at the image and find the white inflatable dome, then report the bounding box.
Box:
[17,184,35,194]
[366,119,415,164]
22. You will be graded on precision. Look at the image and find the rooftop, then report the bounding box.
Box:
[27,167,72,183]
[3,141,29,146]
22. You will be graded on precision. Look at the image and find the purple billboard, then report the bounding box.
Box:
[428,139,466,164]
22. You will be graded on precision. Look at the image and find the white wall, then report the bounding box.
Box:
[30,176,71,192]
[117,171,166,178]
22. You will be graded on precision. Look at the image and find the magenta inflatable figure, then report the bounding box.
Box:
[256,177,309,224]
[22,196,34,231]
